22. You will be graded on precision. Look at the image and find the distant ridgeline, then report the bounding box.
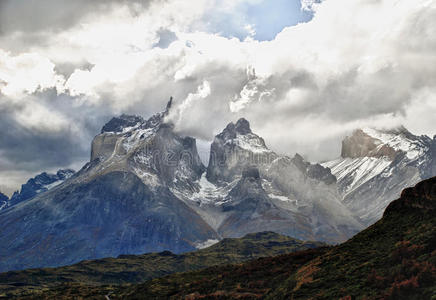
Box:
[0,169,75,212]
[0,232,325,298]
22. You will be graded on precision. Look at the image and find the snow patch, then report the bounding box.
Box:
[226,133,272,154]
[195,239,220,249]
[190,173,230,205]
[268,193,293,202]
[323,157,391,195]
[122,128,155,152]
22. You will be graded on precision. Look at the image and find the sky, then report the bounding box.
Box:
[0,0,435,195]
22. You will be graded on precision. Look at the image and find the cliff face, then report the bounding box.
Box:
[341,129,397,159]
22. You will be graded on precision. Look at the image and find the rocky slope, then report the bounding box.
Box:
[0,232,324,298]
[323,126,436,225]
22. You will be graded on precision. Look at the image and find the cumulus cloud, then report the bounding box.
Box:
[0,50,65,99]
[0,0,435,192]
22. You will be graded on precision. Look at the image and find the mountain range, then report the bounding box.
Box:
[0,99,434,273]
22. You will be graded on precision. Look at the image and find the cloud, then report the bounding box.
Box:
[0,50,65,99]
[167,80,211,130]
[0,0,436,192]
[0,0,154,35]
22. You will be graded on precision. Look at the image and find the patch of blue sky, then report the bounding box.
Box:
[200,0,314,41]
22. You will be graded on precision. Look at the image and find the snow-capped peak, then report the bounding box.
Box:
[341,126,431,161]
[217,118,272,154]
[361,126,430,160]
[324,125,435,226]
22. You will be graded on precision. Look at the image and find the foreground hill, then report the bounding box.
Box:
[0,232,323,298]
[107,176,434,299]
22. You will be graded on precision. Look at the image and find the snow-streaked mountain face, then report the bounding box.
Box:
[0,100,362,272]
[0,100,217,272]
[206,118,277,185]
[323,127,436,226]
[0,169,75,211]
[175,118,363,243]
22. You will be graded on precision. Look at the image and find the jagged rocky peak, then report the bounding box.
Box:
[0,192,8,202]
[91,98,175,162]
[90,98,205,188]
[9,169,75,206]
[291,153,336,185]
[101,114,145,134]
[100,97,174,135]
[166,96,173,112]
[207,118,277,184]
[235,118,251,135]
[217,118,253,140]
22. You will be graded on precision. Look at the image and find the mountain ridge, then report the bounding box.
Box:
[0,100,433,273]
[323,126,436,225]
[0,169,75,212]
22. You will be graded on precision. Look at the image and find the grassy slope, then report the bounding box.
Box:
[111,177,436,299]
[0,231,323,299]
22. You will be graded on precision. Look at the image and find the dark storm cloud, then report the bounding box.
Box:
[0,0,153,35]
[0,90,115,173]
[0,110,87,172]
